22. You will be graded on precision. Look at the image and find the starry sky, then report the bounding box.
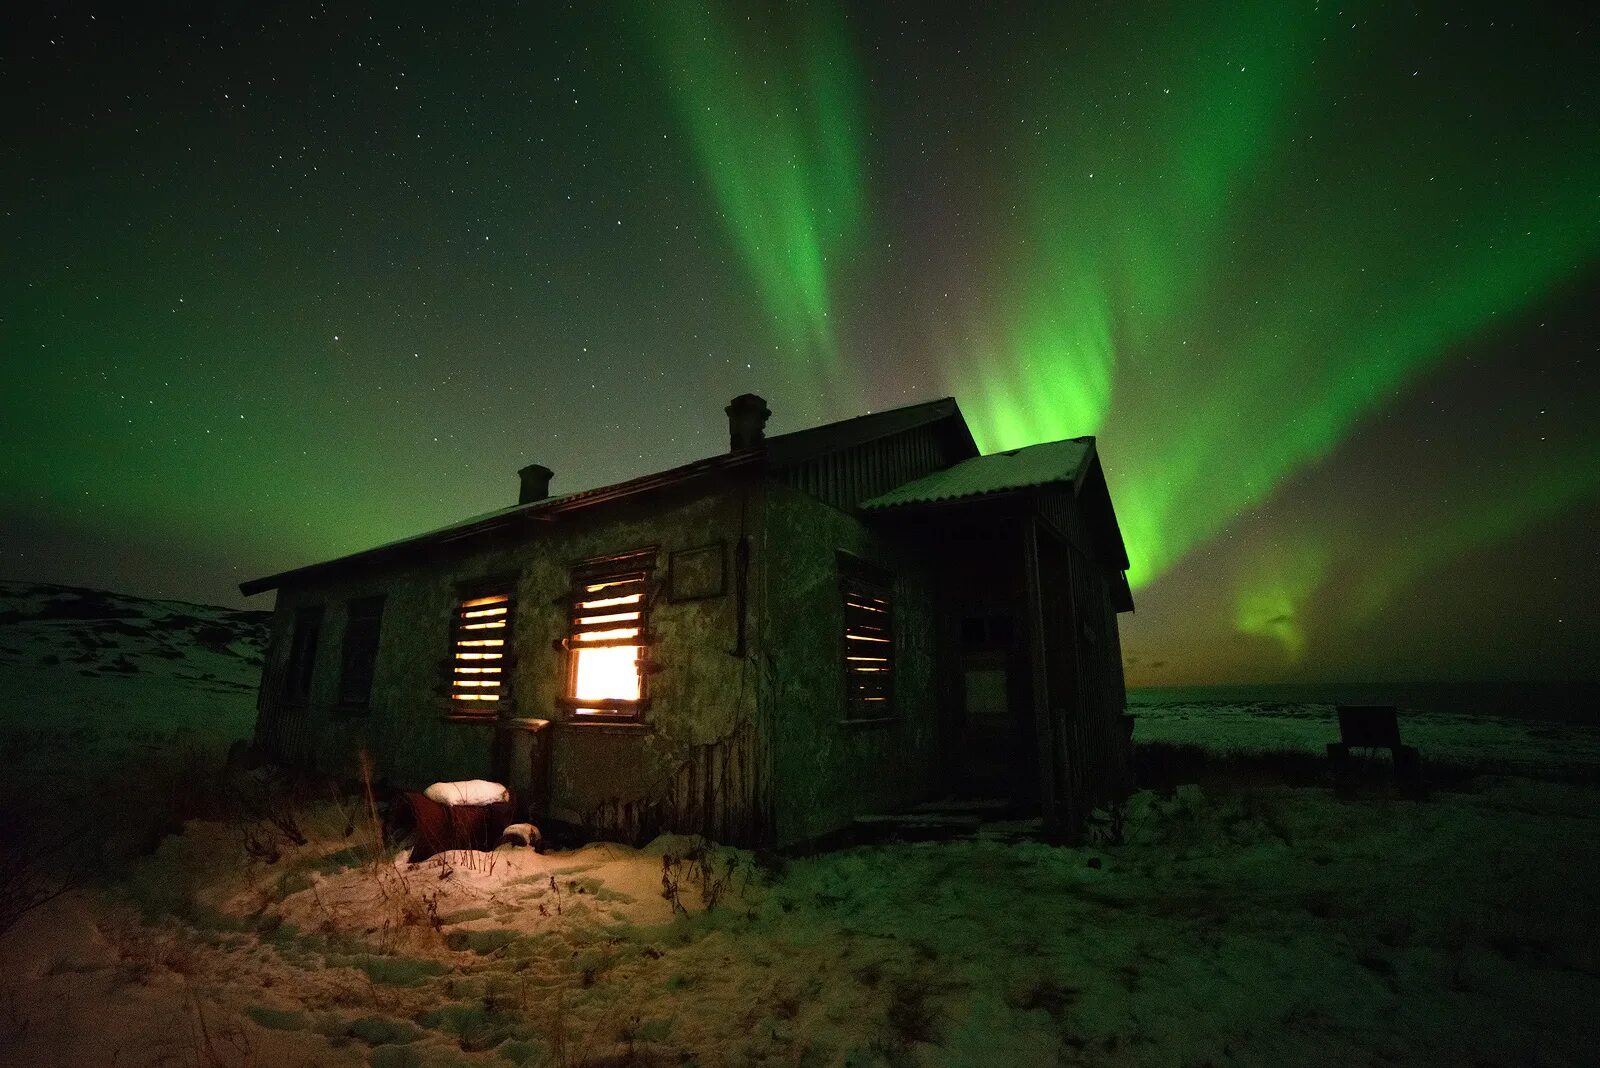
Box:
[3,2,1596,686]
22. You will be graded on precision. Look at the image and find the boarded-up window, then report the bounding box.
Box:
[840,554,893,718]
[564,551,654,721]
[337,595,385,707]
[449,590,512,712]
[283,605,323,703]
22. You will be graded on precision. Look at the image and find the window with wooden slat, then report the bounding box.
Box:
[840,556,894,719]
[449,590,512,712]
[563,553,653,720]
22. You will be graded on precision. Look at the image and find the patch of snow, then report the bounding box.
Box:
[423,779,509,806]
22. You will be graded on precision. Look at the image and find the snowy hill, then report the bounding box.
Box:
[0,581,267,786]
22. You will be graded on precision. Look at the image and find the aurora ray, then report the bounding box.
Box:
[953,1,1600,590]
[4,3,1594,684]
[633,0,868,386]
[1233,424,1600,662]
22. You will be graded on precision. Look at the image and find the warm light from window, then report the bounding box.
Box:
[844,576,893,716]
[573,645,641,702]
[452,593,509,706]
[573,627,639,644]
[568,574,646,715]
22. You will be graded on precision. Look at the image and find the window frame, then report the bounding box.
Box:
[445,579,516,719]
[282,604,324,705]
[557,548,656,724]
[335,594,386,712]
[839,552,895,721]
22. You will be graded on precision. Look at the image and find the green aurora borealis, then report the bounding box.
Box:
[634,0,868,379]
[3,2,1597,685]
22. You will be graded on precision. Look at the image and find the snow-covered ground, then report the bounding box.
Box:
[1,586,1597,1066]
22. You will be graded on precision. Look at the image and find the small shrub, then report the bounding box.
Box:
[443,928,519,955]
[246,1005,309,1031]
[660,840,746,914]
[338,953,446,987]
[439,907,491,925]
[272,870,313,900]
[347,1015,424,1045]
[497,1038,547,1065]
[369,1047,427,1068]
[418,999,529,1052]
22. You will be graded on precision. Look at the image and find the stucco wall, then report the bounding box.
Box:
[255,478,762,829]
[758,482,941,846]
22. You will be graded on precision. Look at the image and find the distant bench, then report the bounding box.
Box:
[1328,705,1422,782]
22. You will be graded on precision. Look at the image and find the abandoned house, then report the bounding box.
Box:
[240,395,1136,847]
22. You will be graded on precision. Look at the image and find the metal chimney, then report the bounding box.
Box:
[725,393,771,451]
[517,463,553,504]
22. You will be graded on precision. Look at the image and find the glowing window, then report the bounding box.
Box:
[566,561,651,720]
[841,557,893,719]
[449,591,511,712]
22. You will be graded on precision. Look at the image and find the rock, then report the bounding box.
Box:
[499,822,542,850]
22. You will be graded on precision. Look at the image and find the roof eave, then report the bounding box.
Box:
[238,451,763,596]
[860,486,1035,517]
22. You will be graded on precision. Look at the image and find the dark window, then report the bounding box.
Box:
[961,614,1014,649]
[283,605,323,703]
[337,596,386,707]
[449,589,512,713]
[562,550,654,721]
[840,555,893,719]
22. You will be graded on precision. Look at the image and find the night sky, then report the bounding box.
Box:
[4,2,1596,686]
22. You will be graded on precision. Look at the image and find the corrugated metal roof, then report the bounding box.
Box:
[860,437,1094,510]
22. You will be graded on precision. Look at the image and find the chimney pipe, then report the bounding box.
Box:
[726,393,771,451]
[517,463,553,504]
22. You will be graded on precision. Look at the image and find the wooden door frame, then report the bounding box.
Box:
[1021,514,1062,835]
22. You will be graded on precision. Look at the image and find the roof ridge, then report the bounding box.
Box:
[765,395,956,440]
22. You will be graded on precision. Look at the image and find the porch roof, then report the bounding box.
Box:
[859,436,1095,511]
